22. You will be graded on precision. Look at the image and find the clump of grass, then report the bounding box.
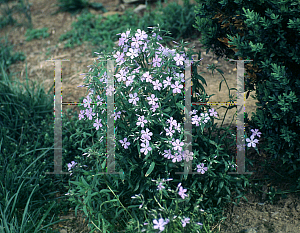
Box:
[0,38,110,231]
[58,0,200,57]
[24,27,50,41]
[54,0,107,16]
[0,0,32,29]
[0,35,26,80]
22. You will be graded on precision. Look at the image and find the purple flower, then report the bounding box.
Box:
[209,108,218,118]
[197,163,208,174]
[141,128,153,141]
[237,144,246,151]
[140,140,152,155]
[175,72,185,82]
[83,95,92,108]
[191,115,201,126]
[171,81,183,94]
[126,48,139,59]
[67,161,77,176]
[85,108,95,120]
[126,75,135,87]
[118,37,126,46]
[182,150,193,162]
[246,134,259,147]
[153,218,168,232]
[113,51,125,63]
[173,122,181,133]
[131,36,143,48]
[121,30,130,40]
[189,109,198,116]
[178,185,188,199]
[174,53,185,66]
[172,153,182,163]
[119,138,130,149]
[163,76,172,89]
[136,115,148,128]
[157,182,165,191]
[142,71,153,83]
[152,79,162,90]
[115,67,128,82]
[166,117,177,128]
[147,94,158,105]
[106,85,115,96]
[163,149,174,160]
[150,102,159,112]
[135,29,148,40]
[165,127,175,137]
[93,118,103,130]
[172,139,184,151]
[112,111,121,121]
[152,33,162,40]
[67,161,77,171]
[251,129,262,138]
[128,93,139,105]
[78,110,85,120]
[152,54,162,67]
[181,217,190,227]
[200,113,210,124]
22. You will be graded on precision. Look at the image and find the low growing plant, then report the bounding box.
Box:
[65,27,261,232]
[25,27,50,41]
[0,35,26,80]
[0,0,32,29]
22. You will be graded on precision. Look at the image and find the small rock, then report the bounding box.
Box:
[102,11,123,17]
[241,228,257,233]
[271,211,279,217]
[123,0,139,3]
[133,4,146,15]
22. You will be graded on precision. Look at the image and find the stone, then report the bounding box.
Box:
[133,4,146,15]
[102,11,123,17]
[123,0,140,3]
[241,228,257,233]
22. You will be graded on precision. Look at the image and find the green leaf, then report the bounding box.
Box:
[145,161,155,177]
[219,79,224,91]
[225,186,231,195]
[101,159,106,170]
[176,102,185,111]
[216,68,224,74]
[83,205,88,217]
[218,181,224,191]
[99,189,111,194]
[119,169,125,182]
[163,106,172,113]
[134,180,140,191]
[81,176,89,187]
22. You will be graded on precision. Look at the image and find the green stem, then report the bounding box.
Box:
[105,180,134,220]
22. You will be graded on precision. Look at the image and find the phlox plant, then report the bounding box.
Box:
[65,27,262,232]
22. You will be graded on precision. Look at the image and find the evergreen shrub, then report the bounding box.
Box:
[193,0,300,180]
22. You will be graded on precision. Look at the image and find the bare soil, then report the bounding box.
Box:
[1,0,299,232]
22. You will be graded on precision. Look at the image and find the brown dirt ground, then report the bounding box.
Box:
[1,0,299,232]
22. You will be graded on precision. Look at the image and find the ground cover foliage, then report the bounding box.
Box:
[0,0,299,232]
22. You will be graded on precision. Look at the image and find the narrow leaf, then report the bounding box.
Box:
[145,162,155,177]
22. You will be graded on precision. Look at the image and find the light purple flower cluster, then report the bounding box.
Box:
[74,28,263,232]
[137,179,204,232]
